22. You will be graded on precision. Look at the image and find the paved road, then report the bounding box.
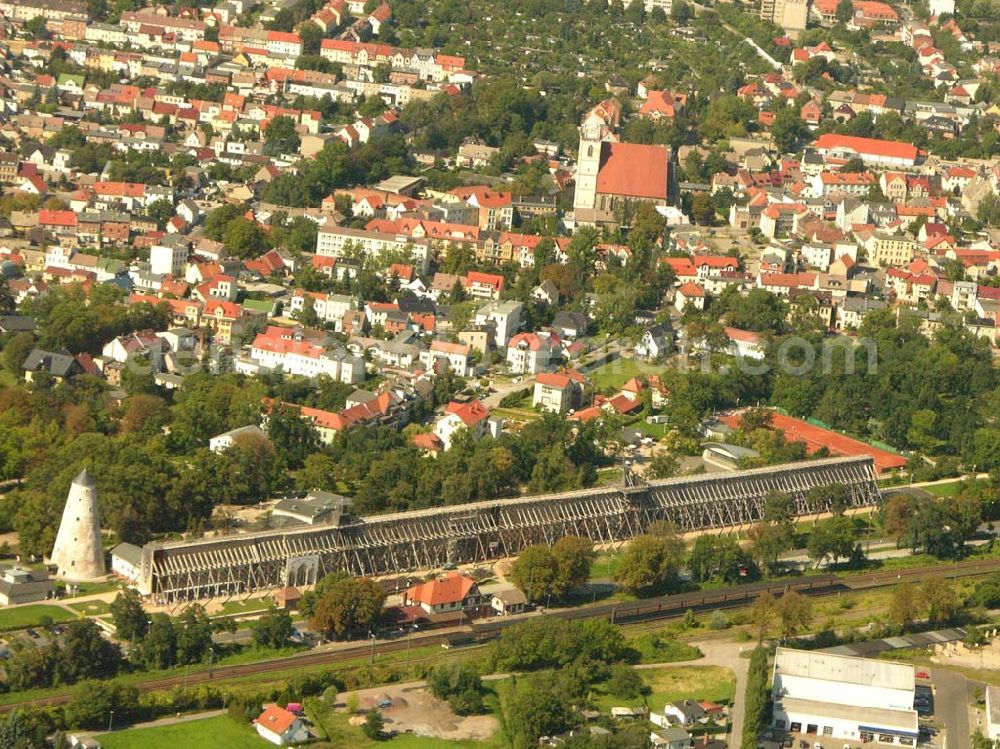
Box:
[931,667,971,749]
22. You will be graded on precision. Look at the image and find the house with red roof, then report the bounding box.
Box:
[638,90,687,121]
[533,368,589,414]
[507,331,561,374]
[433,400,494,450]
[402,572,480,615]
[255,704,309,746]
[674,281,706,312]
[465,271,505,300]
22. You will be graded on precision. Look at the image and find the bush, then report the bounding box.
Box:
[741,648,769,749]
[606,664,645,699]
[362,710,385,740]
[709,611,730,630]
[427,662,485,715]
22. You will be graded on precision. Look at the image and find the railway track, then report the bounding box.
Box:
[5,556,998,713]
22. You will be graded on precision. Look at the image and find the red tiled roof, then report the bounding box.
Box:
[405,572,474,606]
[813,134,918,162]
[256,706,298,736]
[596,142,670,200]
[719,410,907,474]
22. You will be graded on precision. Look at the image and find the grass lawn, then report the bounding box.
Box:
[588,358,662,391]
[589,551,624,580]
[98,715,263,749]
[595,467,622,486]
[214,598,273,617]
[923,480,964,498]
[593,665,736,712]
[68,600,112,616]
[0,604,76,631]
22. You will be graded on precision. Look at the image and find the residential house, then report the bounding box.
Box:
[254,705,309,746]
[635,323,672,360]
[532,369,588,414]
[506,332,561,374]
[402,572,480,615]
[433,400,493,450]
[420,340,475,377]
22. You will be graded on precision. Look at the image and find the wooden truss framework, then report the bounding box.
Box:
[140,456,881,602]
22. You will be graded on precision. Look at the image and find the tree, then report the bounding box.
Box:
[253,607,294,649]
[551,536,595,595]
[890,581,919,630]
[263,115,301,156]
[64,681,139,730]
[310,576,385,639]
[176,605,213,665]
[922,577,960,626]
[688,534,756,584]
[647,451,680,479]
[670,0,691,22]
[771,106,809,153]
[137,613,177,670]
[509,544,560,603]
[775,590,813,639]
[58,620,123,684]
[614,534,684,596]
[3,332,36,374]
[606,663,644,698]
[427,662,485,714]
[835,0,854,22]
[748,589,776,643]
[110,589,148,641]
[362,711,385,741]
[690,193,715,224]
[222,217,269,259]
[807,515,856,566]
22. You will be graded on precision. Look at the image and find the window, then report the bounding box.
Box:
[822,727,833,736]
[878,736,895,744]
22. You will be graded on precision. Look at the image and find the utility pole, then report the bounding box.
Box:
[368,631,376,665]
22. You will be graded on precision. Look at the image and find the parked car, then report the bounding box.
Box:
[915,670,930,679]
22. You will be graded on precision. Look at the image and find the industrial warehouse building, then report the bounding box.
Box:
[771,647,918,746]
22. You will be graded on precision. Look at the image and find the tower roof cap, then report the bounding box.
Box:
[73,468,94,486]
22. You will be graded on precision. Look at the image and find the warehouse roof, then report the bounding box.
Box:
[775,647,914,691]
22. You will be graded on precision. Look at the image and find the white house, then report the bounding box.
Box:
[674,282,705,312]
[532,371,582,414]
[209,424,266,452]
[474,300,522,345]
[771,647,918,746]
[506,332,560,374]
[419,340,475,377]
[433,400,495,450]
[255,705,310,746]
[635,324,672,361]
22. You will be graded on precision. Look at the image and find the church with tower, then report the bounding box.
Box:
[572,98,676,228]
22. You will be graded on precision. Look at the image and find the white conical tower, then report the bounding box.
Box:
[49,469,106,580]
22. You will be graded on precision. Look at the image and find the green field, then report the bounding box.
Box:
[98,716,263,749]
[587,358,662,391]
[0,604,76,631]
[68,600,112,616]
[592,665,736,712]
[215,597,273,617]
[923,480,964,498]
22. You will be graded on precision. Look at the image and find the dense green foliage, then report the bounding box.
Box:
[741,647,769,749]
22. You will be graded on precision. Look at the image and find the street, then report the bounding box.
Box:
[930,667,971,749]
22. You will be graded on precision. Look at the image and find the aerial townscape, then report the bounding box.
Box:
[4,0,1000,745]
